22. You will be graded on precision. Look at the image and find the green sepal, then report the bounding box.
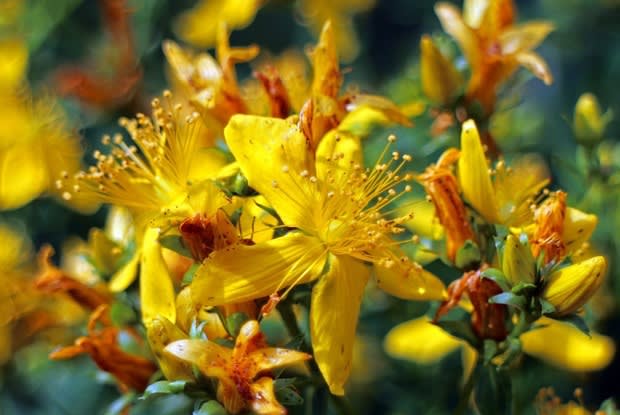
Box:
[538,298,556,315]
[159,234,193,259]
[226,312,250,337]
[510,282,537,295]
[555,314,591,337]
[480,268,511,292]
[489,292,527,310]
[455,240,481,270]
[482,339,499,365]
[141,380,188,400]
[182,263,200,286]
[434,308,480,348]
[193,400,228,415]
[274,378,304,406]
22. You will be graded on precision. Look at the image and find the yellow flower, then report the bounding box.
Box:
[435,0,553,113]
[573,92,613,145]
[174,0,262,48]
[164,26,259,133]
[420,35,464,105]
[458,119,549,225]
[166,320,311,415]
[298,0,376,62]
[384,316,615,373]
[191,115,445,395]
[542,256,606,317]
[502,234,536,285]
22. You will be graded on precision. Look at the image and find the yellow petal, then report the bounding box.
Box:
[515,50,553,85]
[250,377,286,415]
[463,0,490,28]
[174,0,262,47]
[249,347,311,377]
[562,207,597,256]
[542,256,606,317]
[458,119,499,223]
[373,261,446,301]
[0,143,47,210]
[140,227,177,324]
[0,38,27,90]
[165,339,231,376]
[384,316,463,363]
[315,129,362,184]
[521,318,615,371]
[311,254,369,396]
[310,21,342,97]
[435,3,480,69]
[146,317,194,380]
[108,249,141,293]
[402,199,445,240]
[499,21,554,55]
[224,114,318,231]
[191,232,326,306]
[345,95,413,128]
[420,35,463,104]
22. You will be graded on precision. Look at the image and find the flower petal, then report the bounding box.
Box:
[373,261,446,301]
[562,207,597,255]
[311,254,369,395]
[0,143,47,210]
[224,114,318,231]
[165,339,231,376]
[384,316,463,363]
[108,249,141,293]
[521,318,615,371]
[458,119,499,223]
[315,129,362,184]
[435,3,480,69]
[140,227,176,324]
[499,21,554,55]
[249,347,311,378]
[515,50,553,85]
[192,232,326,306]
[250,377,286,415]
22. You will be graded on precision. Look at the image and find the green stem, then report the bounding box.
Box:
[455,354,480,415]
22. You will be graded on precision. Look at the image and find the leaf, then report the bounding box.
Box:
[182,263,200,286]
[142,380,188,400]
[555,314,591,337]
[538,298,556,315]
[489,292,527,310]
[510,282,537,295]
[480,268,511,292]
[482,340,498,365]
[159,234,193,259]
[274,378,304,406]
[225,312,249,337]
[193,400,228,415]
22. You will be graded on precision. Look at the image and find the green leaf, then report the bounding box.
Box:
[194,400,228,415]
[489,292,527,310]
[455,240,481,270]
[555,314,591,337]
[510,282,537,295]
[274,378,304,406]
[182,263,200,286]
[480,268,511,292]
[141,381,187,400]
[226,312,249,337]
[159,234,193,258]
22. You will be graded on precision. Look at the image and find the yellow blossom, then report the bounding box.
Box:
[385,316,615,373]
[191,115,445,395]
[542,256,606,317]
[458,119,549,225]
[174,0,262,48]
[502,234,536,285]
[573,93,613,144]
[435,0,554,113]
[166,320,311,414]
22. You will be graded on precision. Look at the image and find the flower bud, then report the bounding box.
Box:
[420,35,463,105]
[573,93,613,145]
[502,234,536,285]
[542,256,606,316]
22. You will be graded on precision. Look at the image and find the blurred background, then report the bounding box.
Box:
[1,0,619,413]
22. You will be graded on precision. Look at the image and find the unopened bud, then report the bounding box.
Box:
[542,256,606,317]
[502,234,536,285]
[420,35,463,105]
[574,93,612,145]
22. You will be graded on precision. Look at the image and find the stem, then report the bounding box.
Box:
[455,354,480,415]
